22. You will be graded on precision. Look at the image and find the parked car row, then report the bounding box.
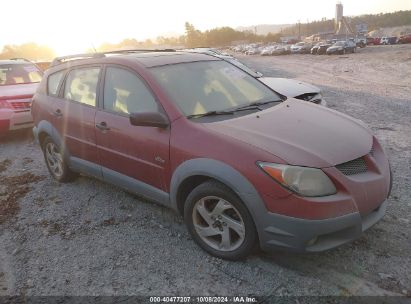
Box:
[234,39,359,57]
[367,34,411,45]
[232,43,292,56]
[232,32,411,58]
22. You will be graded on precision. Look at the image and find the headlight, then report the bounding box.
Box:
[257,162,337,197]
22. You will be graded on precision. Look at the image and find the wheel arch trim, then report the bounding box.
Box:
[34,121,71,161]
[170,158,267,221]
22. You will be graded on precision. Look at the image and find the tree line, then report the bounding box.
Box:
[0,43,55,61]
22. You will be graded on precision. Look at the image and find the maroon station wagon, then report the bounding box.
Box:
[31,50,392,260]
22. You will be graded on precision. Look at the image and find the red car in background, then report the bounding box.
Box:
[0,59,43,135]
[398,34,411,44]
[366,37,376,45]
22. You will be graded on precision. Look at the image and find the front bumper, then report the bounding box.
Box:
[0,109,33,132]
[258,200,387,252]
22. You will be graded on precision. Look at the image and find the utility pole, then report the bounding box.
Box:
[298,20,301,40]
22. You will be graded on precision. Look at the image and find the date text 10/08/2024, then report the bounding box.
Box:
[149,296,258,303]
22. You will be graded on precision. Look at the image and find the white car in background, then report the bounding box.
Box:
[290,42,306,53]
[206,53,325,106]
[260,46,277,56]
[0,59,43,136]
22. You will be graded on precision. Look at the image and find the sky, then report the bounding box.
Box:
[2,0,410,55]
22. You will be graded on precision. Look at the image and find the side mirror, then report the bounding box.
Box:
[129,112,169,128]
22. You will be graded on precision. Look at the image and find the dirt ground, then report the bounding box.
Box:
[0,44,410,299]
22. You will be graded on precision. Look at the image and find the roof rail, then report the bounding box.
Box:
[9,58,32,62]
[49,49,177,67]
[50,53,105,67]
[103,48,176,55]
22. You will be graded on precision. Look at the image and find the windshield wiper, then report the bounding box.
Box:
[186,99,281,119]
[233,99,281,112]
[186,110,234,119]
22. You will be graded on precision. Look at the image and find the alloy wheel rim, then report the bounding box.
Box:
[45,142,63,177]
[192,196,245,251]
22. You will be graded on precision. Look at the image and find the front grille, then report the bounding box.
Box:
[10,101,31,110]
[336,157,368,175]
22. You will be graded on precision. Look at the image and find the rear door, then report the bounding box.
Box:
[95,65,170,192]
[58,66,102,176]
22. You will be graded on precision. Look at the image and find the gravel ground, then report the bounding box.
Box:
[0,44,410,299]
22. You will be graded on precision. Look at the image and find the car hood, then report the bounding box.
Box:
[204,99,372,168]
[0,83,39,98]
[259,77,320,97]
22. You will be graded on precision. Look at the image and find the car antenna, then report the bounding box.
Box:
[91,43,97,53]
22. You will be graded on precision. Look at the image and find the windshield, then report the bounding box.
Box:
[334,41,345,46]
[0,63,42,86]
[150,61,281,117]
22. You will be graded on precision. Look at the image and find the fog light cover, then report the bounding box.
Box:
[306,236,318,247]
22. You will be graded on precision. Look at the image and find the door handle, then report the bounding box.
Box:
[53,109,62,117]
[96,121,110,131]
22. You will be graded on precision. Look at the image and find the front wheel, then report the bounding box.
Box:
[42,136,77,182]
[184,181,257,260]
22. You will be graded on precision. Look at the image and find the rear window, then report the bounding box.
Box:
[47,70,65,96]
[0,63,43,86]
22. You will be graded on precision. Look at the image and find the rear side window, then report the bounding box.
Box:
[47,71,64,96]
[103,67,158,114]
[64,67,100,106]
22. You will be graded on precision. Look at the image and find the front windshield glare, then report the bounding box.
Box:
[0,64,42,85]
[150,61,280,116]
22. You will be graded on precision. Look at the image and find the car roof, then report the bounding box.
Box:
[50,51,220,69]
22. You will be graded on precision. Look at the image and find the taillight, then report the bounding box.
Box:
[0,100,12,109]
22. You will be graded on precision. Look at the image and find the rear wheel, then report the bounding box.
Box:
[42,136,77,182]
[184,181,257,260]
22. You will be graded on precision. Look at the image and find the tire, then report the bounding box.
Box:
[184,180,257,260]
[42,136,77,182]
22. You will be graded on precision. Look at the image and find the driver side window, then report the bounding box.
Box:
[103,67,158,114]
